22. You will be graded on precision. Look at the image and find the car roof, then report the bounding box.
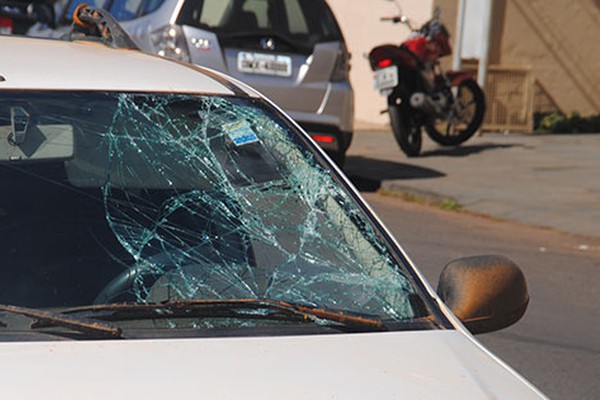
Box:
[0,35,246,95]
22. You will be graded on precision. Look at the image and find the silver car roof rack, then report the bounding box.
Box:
[69,4,139,50]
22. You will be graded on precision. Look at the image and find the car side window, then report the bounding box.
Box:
[141,0,165,15]
[63,0,164,22]
[63,0,110,22]
[109,0,143,21]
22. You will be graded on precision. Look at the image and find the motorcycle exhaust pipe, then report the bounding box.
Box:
[410,92,440,114]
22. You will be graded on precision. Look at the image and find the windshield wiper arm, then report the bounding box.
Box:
[0,304,122,338]
[63,299,386,332]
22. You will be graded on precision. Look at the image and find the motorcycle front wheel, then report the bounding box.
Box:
[425,78,486,146]
[389,103,422,157]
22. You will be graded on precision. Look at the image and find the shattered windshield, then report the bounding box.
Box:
[0,92,440,339]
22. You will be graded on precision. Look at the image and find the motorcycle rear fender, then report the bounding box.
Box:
[368,44,420,71]
[446,71,474,86]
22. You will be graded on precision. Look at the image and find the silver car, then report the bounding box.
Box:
[30,0,354,164]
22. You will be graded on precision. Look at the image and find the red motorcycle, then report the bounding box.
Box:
[369,5,485,157]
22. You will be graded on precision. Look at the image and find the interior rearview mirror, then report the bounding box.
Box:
[9,106,30,145]
[1,106,74,162]
[437,255,529,335]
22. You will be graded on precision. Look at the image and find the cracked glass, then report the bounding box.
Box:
[0,91,437,338]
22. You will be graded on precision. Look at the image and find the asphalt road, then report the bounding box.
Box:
[361,192,600,400]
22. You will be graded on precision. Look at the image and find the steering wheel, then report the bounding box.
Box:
[94,263,165,304]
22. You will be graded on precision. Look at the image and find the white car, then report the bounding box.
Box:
[0,8,546,399]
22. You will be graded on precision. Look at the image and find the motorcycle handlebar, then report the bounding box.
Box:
[380,15,417,31]
[381,7,444,32]
[380,16,401,23]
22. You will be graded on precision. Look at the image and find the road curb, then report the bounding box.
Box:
[347,131,600,239]
[380,182,455,204]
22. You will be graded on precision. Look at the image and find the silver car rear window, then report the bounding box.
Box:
[177,0,344,53]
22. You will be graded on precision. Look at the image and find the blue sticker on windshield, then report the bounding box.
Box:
[226,120,259,146]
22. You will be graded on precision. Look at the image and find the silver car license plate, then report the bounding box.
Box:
[373,66,398,92]
[237,52,292,77]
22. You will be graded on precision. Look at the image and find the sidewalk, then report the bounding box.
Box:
[344,130,600,239]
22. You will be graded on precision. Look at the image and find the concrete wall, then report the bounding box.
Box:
[501,0,600,115]
[435,0,600,117]
[327,0,433,127]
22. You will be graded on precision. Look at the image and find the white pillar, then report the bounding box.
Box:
[478,0,493,90]
[452,0,467,71]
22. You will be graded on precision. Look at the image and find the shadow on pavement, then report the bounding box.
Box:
[421,143,520,157]
[344,156,445,192]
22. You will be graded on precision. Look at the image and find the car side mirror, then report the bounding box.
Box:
[436,255,529,335]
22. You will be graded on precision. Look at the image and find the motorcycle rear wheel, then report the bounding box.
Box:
[425,78,485,146]
[389,103,422,157]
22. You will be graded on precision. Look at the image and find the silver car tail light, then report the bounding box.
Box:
[0,16,13,35]
[330,47,350,82]
[150,25,191,63]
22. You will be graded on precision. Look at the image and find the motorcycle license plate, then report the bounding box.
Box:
[373,66,398,92]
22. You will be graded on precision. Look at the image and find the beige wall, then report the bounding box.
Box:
[327,0,433,126]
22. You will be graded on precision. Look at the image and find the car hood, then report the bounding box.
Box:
[0,330,545,399]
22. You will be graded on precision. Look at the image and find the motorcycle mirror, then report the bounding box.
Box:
[434,6,441,19]
[384,0,403,14]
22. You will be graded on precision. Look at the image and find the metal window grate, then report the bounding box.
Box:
[463,63,534,132]
[532,80,561,115]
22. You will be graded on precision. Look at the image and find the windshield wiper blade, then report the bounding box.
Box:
[0,304,122,338]
[63,299,386,332]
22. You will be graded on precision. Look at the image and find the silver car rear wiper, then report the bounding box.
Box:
[0,304,122,338]
[62,299,386,332]
[221,31,307,53]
